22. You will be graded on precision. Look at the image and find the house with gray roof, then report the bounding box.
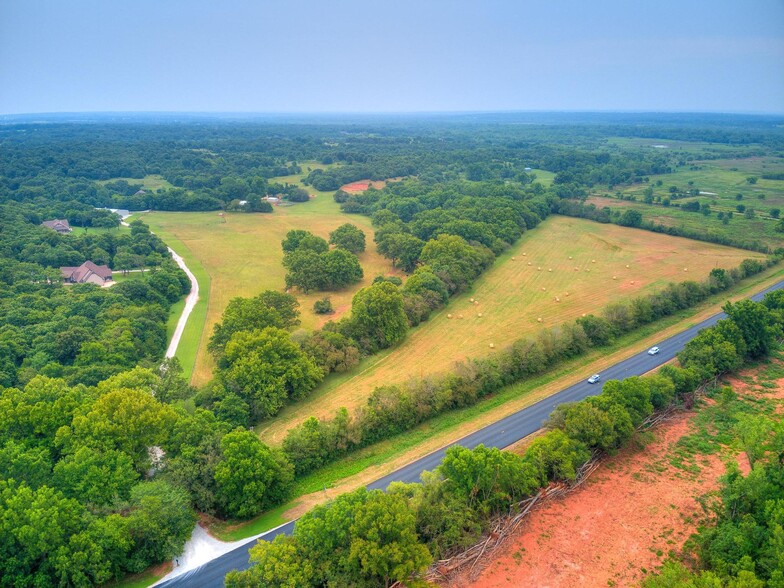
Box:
[41,219,72,233]
[60,261,113,285]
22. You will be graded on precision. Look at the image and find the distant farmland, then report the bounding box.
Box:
[257,215,765,444]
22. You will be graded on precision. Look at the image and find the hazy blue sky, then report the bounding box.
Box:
[1,0,783,114]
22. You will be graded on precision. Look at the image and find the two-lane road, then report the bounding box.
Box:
[158,279,783,588]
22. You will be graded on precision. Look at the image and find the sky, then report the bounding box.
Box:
[1,0,783,115]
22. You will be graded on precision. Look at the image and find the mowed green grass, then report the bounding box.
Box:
[256,215,764,445]
[529,169,555,187]
[142,164,402,385]
[97,174,174,191]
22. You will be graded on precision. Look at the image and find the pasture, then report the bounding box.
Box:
[588,155,784,249]
[256,215,765,444]
[142,186,401,385]
[97,174,174,191]
[528,168,555,187]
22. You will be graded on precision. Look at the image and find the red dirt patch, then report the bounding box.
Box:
[462,411,724,588]
[340,180,386,194]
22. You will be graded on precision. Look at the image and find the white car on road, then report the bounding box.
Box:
[587,374,601,384]
[648,346,660,355]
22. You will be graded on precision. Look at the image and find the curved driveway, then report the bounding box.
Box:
[158,279,783,588]
[165,246,199,359]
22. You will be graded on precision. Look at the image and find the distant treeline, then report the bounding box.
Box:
[7,117,781,213]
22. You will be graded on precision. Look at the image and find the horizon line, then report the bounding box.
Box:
[3,108,784,119]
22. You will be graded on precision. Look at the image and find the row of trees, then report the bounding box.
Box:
[228,293,784,587]
[281,258,778,476]
[200,190,537,429]
[554,199,775,253]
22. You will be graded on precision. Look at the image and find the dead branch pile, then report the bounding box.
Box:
[425,453,601,584]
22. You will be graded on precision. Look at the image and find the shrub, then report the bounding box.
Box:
[313,297,333,315]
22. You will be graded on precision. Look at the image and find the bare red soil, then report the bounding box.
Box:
[340,180,386,193]
[460,414,719,588]
[458,365,783,588]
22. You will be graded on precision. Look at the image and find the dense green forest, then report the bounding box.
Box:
[3,112,783,215]
[1,113,783,586]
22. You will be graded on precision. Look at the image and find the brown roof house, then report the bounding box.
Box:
[41,219,72,234]
[61,261,113,285]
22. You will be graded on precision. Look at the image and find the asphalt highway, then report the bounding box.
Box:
[158,279,783,588]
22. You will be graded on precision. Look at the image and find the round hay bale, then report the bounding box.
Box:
[522,252,527,256]
[555,297,560,302]
[591,259,596,263]
[447,313,453,319]
[458,314,464,319]
[582,313,587,317]
[565,292,570,296]
[574,267,579,271]
[548,268,552,272]
[613,276,617,280]
[683,267,688,272]
[528,262,532,266]
[630,280,635,285]
[511,257,516,261]
[489,343,495,349]
[474,300,479,305]
[625,264,630,268]
[477,312,483,317]
[537,266,542,271]
[568,256,573,260]
[537,317,543,322]
[469,298,475,303]
[541,287,546,291]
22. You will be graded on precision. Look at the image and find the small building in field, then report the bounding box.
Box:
[41,219,72,234]
[61,261,113,285]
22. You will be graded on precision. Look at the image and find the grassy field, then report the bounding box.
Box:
[587,153,784,249]
[97,174,174,191]
[142,163,401,385]
[213,265,783,541]
[529,168,555,187]
[256,215,765,444]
